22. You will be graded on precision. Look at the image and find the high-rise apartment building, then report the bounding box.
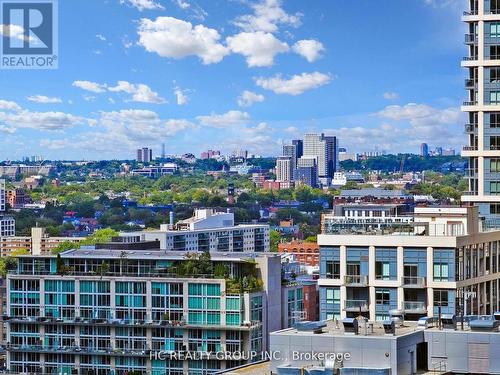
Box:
[420,143,429,157]
[136,147,153,163]
[292,139,303,161]
[462,0,500,223]
[275,156,293,182]
[294,157,318,187]
[303,133,338,186]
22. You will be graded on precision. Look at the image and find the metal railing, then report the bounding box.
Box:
[462,145,478,151]
[463,10,478,16]
[344,275,369,286]
[462,101,478,106]
[401,276,426,288]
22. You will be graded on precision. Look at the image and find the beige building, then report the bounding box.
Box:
[0,227,85,256]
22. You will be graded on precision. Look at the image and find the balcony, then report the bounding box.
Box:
[465,79,477,89]
[403,301,427,314]
[464,123,477,133]
[462,145,478,151]
[465,34,477,44]
[463,10,478,16]
[401,276,426,288]
[462,101,478,106]
[462,56,478,62]
[344,275,369,287]
[344,299,369,312]
[465,168,478,178]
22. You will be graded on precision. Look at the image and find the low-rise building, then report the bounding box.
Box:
[0,227,85,256]
[0,216,15,237]
[278,241,320,267]
[130,209,270,253]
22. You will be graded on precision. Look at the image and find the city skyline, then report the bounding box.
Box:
[0,0,464,160]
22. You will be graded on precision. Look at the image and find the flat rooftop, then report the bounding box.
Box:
[273,319,421,339]
[26,248,276,262]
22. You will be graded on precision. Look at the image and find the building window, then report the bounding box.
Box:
[491,204,500,214]
[325,261,340,279]
[491,23,500,37]
[433,290,449,307]
[492,68,500,83]
[375,289,390,305]
[491,181,500,195]
[433,263,449,281]
[491,113,500,128]
[326,288,340,305]
[491,136,500,150]
[491,92,500,105]
[492,158,500,172]
[375,262,390,280]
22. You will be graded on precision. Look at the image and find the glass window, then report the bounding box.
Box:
[492,158,500,172]
[491,181,500,195]
[433,263,449,281]
[433,290,449,307]
[491,23,500,37]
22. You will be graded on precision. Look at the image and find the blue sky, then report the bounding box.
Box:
[0,0,466,160]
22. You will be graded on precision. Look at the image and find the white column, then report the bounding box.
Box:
[369,246,376,320]
[397,246,404,311]
[340,245,347,319]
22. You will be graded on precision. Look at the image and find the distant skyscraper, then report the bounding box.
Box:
[276,156,293,182]
[136,147,153,163]
[161,143,166,159]
[283,144,298,174]
[420,143,429,157]
[303,133,338,185]
[294,157,318,187]
[292,139,304,160]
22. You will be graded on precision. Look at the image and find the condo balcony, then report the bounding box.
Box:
[403,301,427,314]
[344,299,369,312]
[465,34,477,44]
[462,101,478,106]
[401,276,427,288]
[462,145,478,151]
[465,169,478,178]
[462,56,478,62]
[344,275,369,287]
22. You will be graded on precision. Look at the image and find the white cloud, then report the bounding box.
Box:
[174,0,190,9]
[0,99,22,112]
[237,90,265,107]
[120,0,164,11]
[0,125,16,134]
[292,39,325,62]
[174,87,189,105]
[41,109,195,153]
[255,72,332,95]
[27,95,63,104]
[138,16,229,64]
[73,80,107,93]
[423,0,461,8]
[197,110,250,128]
[96,34,106,41]
[108,81,166,104]
[383,92,399,100]
[0,110,85,131]
[377,103,461,127]
[284,126,299,134]
[234,0,302,33]
[227,31,289,67]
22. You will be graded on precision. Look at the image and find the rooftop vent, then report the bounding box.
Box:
[441,314,456,330]
[294,321,327,334]
[469,316,500,332]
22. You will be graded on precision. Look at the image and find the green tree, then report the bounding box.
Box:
[270,230,281,252]
[52,240,79,255]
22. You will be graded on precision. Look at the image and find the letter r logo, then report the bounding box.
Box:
[2,1,53,54]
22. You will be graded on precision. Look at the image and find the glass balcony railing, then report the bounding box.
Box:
[401,276,426,288]
[344,299,369,311]
[403,301,427,313]
[464,123,477,133]
[462,101,478,106]
[344,275,368,286]
[465,34,477,43]
[462,145,478,151]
